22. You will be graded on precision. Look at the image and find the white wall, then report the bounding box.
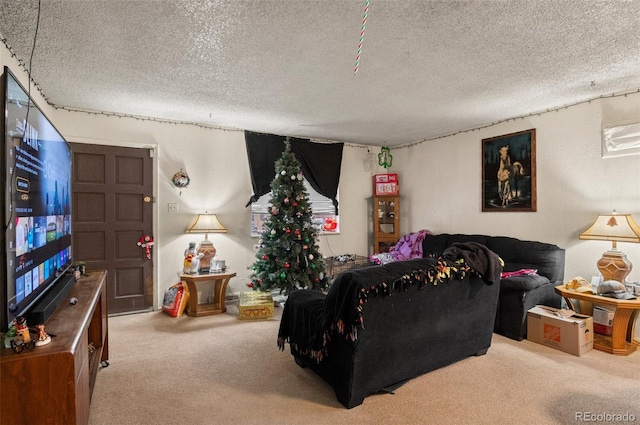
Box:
[395,94,640,283]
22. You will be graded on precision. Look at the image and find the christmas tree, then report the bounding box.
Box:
[248,140,330,294]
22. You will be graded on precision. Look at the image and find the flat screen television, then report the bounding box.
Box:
[1,67,74,332]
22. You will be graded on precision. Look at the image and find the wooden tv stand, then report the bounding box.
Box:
[1,270,108,425]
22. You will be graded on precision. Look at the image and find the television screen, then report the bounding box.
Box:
[2,67,73,330]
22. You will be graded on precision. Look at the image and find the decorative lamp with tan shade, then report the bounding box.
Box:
[579,210,640,283]
[186,213,227,273]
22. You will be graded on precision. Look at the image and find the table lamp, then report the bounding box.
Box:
[186,213,227,273]
[579,210,640,283]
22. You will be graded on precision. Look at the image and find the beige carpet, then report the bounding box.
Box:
[89,303,640,425]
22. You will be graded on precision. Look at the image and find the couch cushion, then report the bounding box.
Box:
[500,275,551,292]
[421,234,450,255]
[422,234,489,256]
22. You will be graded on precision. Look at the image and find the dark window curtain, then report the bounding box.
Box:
[290,139,343,214]
[244,132,288,206]
[244,131,344,214]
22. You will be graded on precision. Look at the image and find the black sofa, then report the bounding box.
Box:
[421,234,565,340]
[278,255,501,408]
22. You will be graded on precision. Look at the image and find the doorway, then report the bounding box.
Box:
[71,143,154,315]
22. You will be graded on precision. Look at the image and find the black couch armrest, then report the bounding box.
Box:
[277,290,326,356]
[500,275,550,292]
[486,236,565,282]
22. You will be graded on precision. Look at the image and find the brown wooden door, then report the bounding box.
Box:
[71,143,153,315]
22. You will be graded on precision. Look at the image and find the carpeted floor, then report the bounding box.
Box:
[88,302,640,425]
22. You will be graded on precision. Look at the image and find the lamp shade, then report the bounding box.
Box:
[579,211,640,283]
[186,214,227,234]
[579,212,640,245]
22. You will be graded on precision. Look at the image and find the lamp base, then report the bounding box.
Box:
[597,250,632,283]
[197,239,216,273]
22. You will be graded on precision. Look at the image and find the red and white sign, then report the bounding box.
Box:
[373,174,399,195]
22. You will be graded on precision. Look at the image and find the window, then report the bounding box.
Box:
[250,179,339,237]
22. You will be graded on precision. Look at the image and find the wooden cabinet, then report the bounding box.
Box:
[1,271,108,425]
[373,195,400,254]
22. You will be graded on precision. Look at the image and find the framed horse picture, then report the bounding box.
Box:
[482,129,536,212]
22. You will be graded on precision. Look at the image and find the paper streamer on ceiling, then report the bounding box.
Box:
[354,0,370,75]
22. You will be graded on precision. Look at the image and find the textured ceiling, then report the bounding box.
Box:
[0,0,639,147]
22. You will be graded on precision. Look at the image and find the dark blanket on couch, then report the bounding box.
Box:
[278,254,494,362]
[277,250,503,408]
[443,242,504,284]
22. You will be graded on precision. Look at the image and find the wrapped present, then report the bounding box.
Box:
[239,291,274,320]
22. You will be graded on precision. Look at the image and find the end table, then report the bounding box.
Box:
[555,284,640,355]
[180,270,236,317]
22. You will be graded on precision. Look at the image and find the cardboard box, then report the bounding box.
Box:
[238,291,274,320]
[592,305,614,336]
[373,174,399,195]
[527,305,593,356]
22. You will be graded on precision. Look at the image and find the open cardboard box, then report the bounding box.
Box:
[592,305,615,336]
[527,305,593,356]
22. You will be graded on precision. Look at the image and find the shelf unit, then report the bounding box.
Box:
[373,195,400,254]
[1,270,108,425]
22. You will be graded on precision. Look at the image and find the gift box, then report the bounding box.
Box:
[238,291,274,320]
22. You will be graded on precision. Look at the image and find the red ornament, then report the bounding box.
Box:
[294,229,300,235]
[292,202,298,207]
[262,254,268,260]
[314,278,319,282]
[285,228,291,233]
[285,262,290,268]
[247,282,254,288]
[284,197,290,204]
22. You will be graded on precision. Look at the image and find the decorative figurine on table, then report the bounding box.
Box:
[183,242,203,274]
[35,324,52,346]
[73,261,87,279]
[14,316,30,343]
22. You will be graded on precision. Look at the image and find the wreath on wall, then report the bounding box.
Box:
[172,169,190,188]
[172,169,191,195]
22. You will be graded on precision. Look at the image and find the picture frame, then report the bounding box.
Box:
[482,129,536,212]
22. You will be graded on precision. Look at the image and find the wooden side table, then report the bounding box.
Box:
[555,285,640,355]
[180,270,236,317]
